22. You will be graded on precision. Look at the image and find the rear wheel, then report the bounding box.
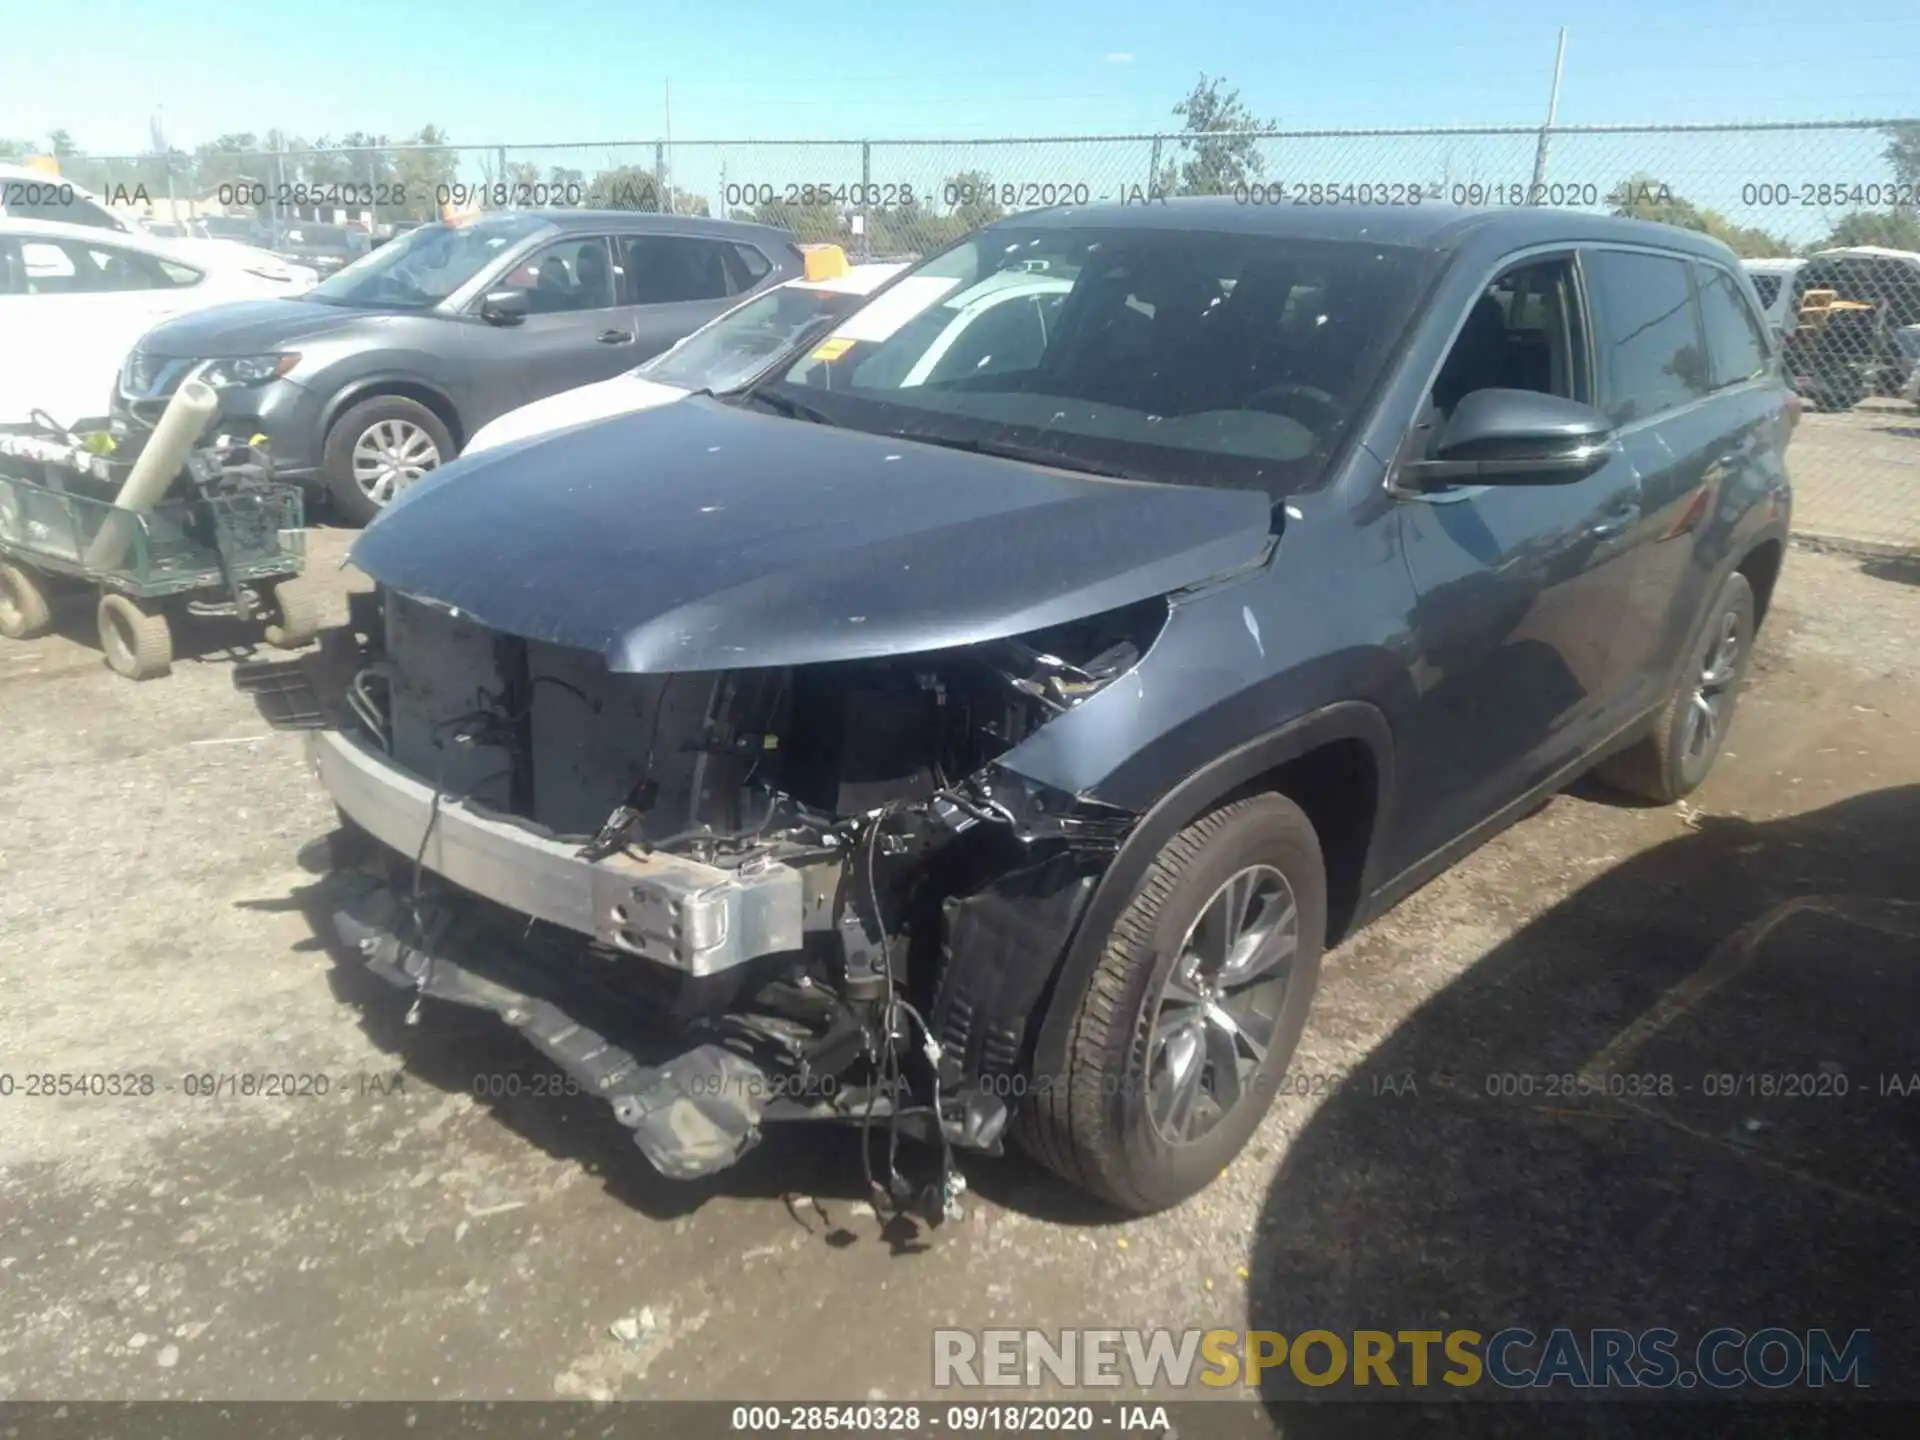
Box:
[322,396,452,526]
[0,562,53,640]
[1598,571,1756,804]
[1020,792,1326,1213]
[98,592,174,680]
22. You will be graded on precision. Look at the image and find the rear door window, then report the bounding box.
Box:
[1694,262,1773,388]
[616,236,739,304]
[1581,249,1712,425]
[726,243,773,289]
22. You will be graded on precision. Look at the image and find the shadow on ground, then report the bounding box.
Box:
[1861,556,1920,588]
[1247,785,1920,1434]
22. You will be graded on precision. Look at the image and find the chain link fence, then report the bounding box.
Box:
[66,120,1920,553]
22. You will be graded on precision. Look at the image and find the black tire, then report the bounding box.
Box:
[263,577,322,649]
[0,562,53,640]
[1597,571,1756,804]
[321,395,453,527]
[98,592,173,680]
[1020,792,1326,1213]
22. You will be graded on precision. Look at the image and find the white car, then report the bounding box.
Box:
[0,217,324,427]
[464,261,907,454]
[0,163,317,292]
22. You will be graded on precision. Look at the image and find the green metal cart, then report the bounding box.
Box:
[0,419,319,680]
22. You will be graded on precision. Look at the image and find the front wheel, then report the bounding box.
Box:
[1020,792,1326,1213]
[321,396,453,526]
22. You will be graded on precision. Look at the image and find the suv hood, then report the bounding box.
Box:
[137,298,384,357]
[351,397,1275,673]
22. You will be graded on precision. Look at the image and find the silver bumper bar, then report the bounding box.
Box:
[307,728,804,975]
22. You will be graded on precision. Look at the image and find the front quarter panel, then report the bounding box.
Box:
[298,316,471,439]
[999,480,1418,818]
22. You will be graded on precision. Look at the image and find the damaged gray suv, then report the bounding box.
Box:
[275,201,1793,1216]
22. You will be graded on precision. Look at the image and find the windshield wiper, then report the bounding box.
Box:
[739,388,840,426]
[899,433,1145,481]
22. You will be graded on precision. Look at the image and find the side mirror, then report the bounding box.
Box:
[1401,388,1616,489]
[480,288,529,326]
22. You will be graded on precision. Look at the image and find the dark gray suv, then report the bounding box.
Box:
[114,211,805,523]
[279,202,1793,1215]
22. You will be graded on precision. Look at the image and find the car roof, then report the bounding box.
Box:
[987,198,1744,263]
[1807,245,1920,264]
[508,209,801,249]
[0,215,186,259]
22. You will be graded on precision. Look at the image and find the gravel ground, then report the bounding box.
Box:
[0,531,1916,1411]
[1788,396,1920,553]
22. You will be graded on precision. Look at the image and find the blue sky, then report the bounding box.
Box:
[6,0,1918,154]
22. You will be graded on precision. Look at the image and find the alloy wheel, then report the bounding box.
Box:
[1683,608,1743,763]
[1145,864,1300,1145]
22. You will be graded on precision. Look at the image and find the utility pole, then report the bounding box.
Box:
[1527,27,1567,200]
[152,109,178,226]
[663,79,674,214]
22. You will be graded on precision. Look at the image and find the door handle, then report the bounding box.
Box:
[597,329,635,345]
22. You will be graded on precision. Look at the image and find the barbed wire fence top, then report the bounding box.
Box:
[68,119,1920,554]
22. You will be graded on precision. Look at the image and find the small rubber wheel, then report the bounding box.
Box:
[98,592,174,680]
[322,395,453,526]
[1598,571,1756,804]
[263,577,322,649]
[1018,791,1326,1213]
[0,562,53,640]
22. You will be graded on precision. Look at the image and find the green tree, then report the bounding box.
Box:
[1156,74,1273,196]
[749,198,850,245]
[1817,209,1920,252]
[587,164,707,214]
[502,159,544,192]
[0,137,33,160]
[392,125,459,221]
[867,202,939,256]
[1884,123,1920,193]
[303,136,358,188]
[192,133,269,197]
[1609,173,1795,258]
[589,163,663,210]
[39,129,110,192]
[942,168,1004,233]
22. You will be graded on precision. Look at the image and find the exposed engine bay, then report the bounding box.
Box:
[290,585,1156,1226]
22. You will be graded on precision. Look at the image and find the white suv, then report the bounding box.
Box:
[0,163,315,292]
[0,218,318,427]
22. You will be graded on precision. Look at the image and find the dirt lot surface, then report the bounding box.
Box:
[1790,395,1920,552]
[2,526,1918,1413]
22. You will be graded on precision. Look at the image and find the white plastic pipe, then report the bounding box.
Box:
[83,378,218,571]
